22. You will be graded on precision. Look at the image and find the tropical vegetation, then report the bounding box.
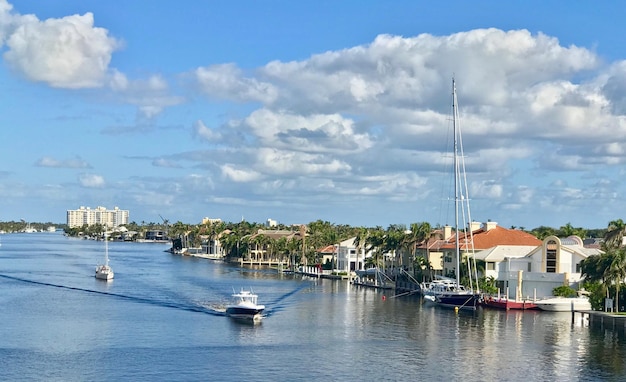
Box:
[580,219,626,312]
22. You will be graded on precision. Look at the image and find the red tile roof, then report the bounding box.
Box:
[426,226,541,251]
[318,245,336,254]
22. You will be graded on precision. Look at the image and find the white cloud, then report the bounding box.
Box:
[152,158,181,168]
[193,120,222,142]
[242,109,373,153]
[4,11,120,88]
[35,156,91,169]
[221,164,262,182]
[195,63,278,104]
[78,173,105,188]
[255,147,351,176]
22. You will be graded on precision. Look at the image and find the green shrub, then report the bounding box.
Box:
[553,285,577,297]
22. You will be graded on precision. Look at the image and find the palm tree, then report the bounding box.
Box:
[604,219,626,250]
[606,248,626,311]
[384,227,405,270]
[353,227,369,272]
[406,222,432,273]
[365,229,385,269]
[414,255,431,282]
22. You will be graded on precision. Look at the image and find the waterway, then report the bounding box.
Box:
[1,232,624,381]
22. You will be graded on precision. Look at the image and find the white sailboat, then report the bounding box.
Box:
[432,78,480,310]
[95,231,114,281]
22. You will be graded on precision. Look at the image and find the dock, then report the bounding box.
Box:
[574,310,626,331]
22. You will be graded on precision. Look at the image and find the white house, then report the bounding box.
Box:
[335,237,375,273]
[477,235,603,299]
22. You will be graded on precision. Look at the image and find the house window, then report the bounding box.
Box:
[487,262,495,271]
[546,240,557,273]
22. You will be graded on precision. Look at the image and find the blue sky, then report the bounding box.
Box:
[1,0,625,230]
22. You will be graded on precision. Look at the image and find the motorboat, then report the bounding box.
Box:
[226,289,265,320]
[95,231,114,281]
[535,296,591,312]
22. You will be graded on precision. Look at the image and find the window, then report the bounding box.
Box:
[546,240,557,273]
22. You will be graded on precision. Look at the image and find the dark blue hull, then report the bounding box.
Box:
[226,306,264,318]
[436,293,479,310]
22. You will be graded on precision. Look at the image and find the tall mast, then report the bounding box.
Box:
[105,230,109,266]
[452,78,461,288]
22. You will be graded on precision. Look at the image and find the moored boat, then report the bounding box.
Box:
[482,296,538,310]
[428,78,480,311]
[535,297,591,312]
[226,289,265,320]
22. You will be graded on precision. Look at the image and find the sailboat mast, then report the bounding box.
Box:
[452,78,461,288]
[105,230,109,266]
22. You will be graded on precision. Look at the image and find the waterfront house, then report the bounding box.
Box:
[316,237,375,274]
[489,235,604,299]
[317,245,336,268]
[416,221,541,278]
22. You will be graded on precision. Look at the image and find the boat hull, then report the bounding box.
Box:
[436,293,480,310]
[535,297,591,312]
[95,265,114,280]
[225,307,264,320]
[482,297,538,310]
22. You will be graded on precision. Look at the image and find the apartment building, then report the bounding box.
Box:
[67,206,129,228]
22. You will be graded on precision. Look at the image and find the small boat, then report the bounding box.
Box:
[535,297,591,312]
[95,231,114,281]
[422,278,477,308]
[226,289,265,320]
[482,296,538,310]
[483,285,538,310]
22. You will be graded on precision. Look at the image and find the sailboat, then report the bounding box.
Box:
[432,78,480,311]
[95,231,114,280]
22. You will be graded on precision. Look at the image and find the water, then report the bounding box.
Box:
[1,232,625,381]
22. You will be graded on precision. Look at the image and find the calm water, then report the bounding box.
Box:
[1,232,625,381]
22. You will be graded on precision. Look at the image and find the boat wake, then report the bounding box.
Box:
[261,282,311,317]
[0,273,223,316]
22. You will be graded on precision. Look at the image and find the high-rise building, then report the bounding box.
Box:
[66,206,129,228]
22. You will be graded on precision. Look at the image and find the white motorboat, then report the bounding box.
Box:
[95,232,114,281]
[535,297,591,311]
[226,289,265,320]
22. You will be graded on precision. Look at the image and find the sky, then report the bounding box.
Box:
[1,1,625,230]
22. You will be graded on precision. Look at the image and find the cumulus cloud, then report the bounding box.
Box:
[3,11,120,88]
[242,109,374,153]
[180,27,626,226]
[0,2,179,120]
[78,173,105,188]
